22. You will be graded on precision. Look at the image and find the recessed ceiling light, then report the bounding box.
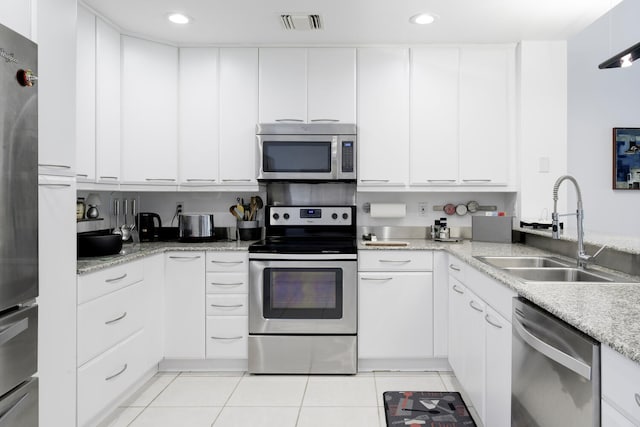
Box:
[168,13,190,24]
[409,13,437,25]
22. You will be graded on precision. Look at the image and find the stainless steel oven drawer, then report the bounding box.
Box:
[248,335,357,374]
[0,305,37,397]
[0,378,38,427]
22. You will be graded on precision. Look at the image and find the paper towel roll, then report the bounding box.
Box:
[369,203,406,218]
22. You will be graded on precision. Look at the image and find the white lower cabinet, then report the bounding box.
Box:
[164,252,205,359]
[206,316,248,359]
[602,344,640,426]
[484,306,512,427]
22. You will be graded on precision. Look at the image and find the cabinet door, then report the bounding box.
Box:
[432,252,449,357]
[0,1,33,38]
[602,399,637,427]
[164,252,205,359]
[357,48,410,186]
[307,48,356,123]
[448,278,467,377]
[219,48,259,185]
[75,5,96,182]
[484,306,511,427]
[121,36,178,184]
[179,48,219,185]
[462,287,486,422]
[95,18,121,184]
[259,48,306,123]
[410,47,459,185]
[37,0,76,176]
[144,254,165,367]
[459,46,513,185]
[359,272,433,359]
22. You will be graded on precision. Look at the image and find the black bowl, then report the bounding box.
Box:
[77,230,123,257]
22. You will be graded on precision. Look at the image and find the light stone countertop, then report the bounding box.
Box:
[360,238,640,365]
[77,237,640,365]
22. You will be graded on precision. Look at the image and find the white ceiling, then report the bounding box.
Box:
[82,0,622,46]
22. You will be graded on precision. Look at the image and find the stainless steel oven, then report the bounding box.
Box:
[248,205,358,374]
[256,123,356,181]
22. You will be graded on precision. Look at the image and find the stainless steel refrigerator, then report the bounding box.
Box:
[0,22,39,426]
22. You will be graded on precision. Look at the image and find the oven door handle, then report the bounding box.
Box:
[249,253,357,261]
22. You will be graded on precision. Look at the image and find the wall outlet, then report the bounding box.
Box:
[175,202,183,216]
[418,202,428,217]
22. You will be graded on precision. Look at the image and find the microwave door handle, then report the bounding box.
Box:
[332,137,339,179]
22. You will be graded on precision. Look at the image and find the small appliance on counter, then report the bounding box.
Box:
[178,213,215,242]
[77,230,123,257]
[137,212,162,242]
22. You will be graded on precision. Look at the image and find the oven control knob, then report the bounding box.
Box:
[342,213,349,220]
[332,213,338,220]
[283,213,290,220]
[272,213,279,220]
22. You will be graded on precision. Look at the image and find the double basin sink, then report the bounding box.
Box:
[474,255,636,284]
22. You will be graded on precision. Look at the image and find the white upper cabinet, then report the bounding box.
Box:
[0,0,33,39]
[121,36,178,185]
[459,46,514,185]
[357,48,410,186]
[219,48,259,185]
[410,47,459,185]
[307,48,356,123]
[37,0,76,176]
[178,48,220,185]
[259,48,356,124]
[95,18,121,184]
[75,5,96,182]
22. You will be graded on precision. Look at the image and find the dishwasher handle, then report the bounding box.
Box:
[513,316,592,380]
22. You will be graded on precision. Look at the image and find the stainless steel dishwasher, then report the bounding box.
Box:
[512,297,600,426]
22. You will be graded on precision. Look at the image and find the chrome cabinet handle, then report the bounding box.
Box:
[469,300,483,312]
[462,179,492,182]
[210,304,244,308]
[485,314,503,329]
[635,393,640,407]
[513,316,591,380]
[39,163,71,169]
[0,318,28,346]
[452,285,464,294]
[210,336,243,340]
[186,179,216,182]
[427,179,456,182]
[274,119,304,122]
[379,259,411,263]
[449,264,461,271]
[210,260,244,264]
[38,183,71,187]
[105,364,128,381]
[145,178,176,182]
[0,390,30,425]
[105,312,127,325]
[310,119,339,122]
[222,179,252,182]
[99,176,118,180]
[105,273,127,283]
[76,173,88,178]
[361,277,393,281]
[169,255,201,260]
[210,282,244,286]
[360,179,390,182]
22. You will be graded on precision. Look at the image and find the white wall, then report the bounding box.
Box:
[567,0,640,236]
[517,41,568,222]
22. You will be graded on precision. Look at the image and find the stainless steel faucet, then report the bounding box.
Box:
[551,175,606,268]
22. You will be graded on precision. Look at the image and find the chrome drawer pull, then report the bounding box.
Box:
[105,364,128,381]
[449,264,461,271]
[0,318,28,346]
[105,312,127,325]
[427,179,456,182]
[452,285,464,294]
[361,277,393,281]
[210,336,243,340]
[76,173,88,178]
[469,301,483,312]
[210,260,244,264]
[635,393,640,407]
[0,391,30,424]
[310,119,339,122]
[105,273,127,283]
[379,259,411,263]
[485,314,503,329]
[360,179,390,182]
[39,163,71,169]
[99,176,118,180]
[275,119,304,122]
[222,179,252,182]
[169,255,201,260]
[210,304,243,308]
[145,178,176,182]
[210,282,244,286]
[462,179,492,182]
[38,183,71,187]
[186,178,216,182]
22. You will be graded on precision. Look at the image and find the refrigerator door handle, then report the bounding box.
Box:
[0,390,30,425]
[0,318,28,347]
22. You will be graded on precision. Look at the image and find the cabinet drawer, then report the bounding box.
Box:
[78,260,143,304]
[206,272,249,294]
[206,294,248,316]
[602,345,640,424]
[447,256,466,282]
[77,281,146,366]
[206,251,248,272]
[206,316,248,359]
[77,330,148,427]
[358,250,433,271]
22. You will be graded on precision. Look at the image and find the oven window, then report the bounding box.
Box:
[263,141,332,173]
[263,268,343,319]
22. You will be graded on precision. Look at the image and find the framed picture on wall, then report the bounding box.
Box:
[613,128,640,190]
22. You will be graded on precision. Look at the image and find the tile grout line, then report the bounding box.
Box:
[209,371,247,426]
[126,371,181,426]
[294,375,310,427]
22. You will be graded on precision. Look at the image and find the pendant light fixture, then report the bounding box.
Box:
[598,41,640,69]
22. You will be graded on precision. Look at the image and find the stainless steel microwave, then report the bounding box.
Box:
[256,123,356,181]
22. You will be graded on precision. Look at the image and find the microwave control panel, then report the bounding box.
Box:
[342,141,354,173]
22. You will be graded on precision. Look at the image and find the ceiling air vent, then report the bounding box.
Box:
[280,14,323,31]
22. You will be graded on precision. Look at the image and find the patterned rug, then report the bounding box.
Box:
[383,391,477,426]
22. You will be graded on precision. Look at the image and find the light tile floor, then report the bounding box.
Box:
[101,371,483,427]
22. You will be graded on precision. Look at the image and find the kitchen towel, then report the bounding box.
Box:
[369,203,406,218]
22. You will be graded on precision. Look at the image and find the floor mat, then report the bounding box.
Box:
[383,391,477,426]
